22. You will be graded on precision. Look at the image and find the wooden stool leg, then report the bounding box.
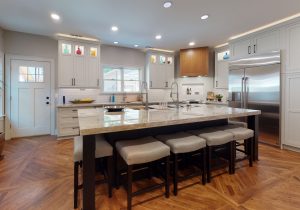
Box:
[127,165,133,210]
[202,148,206,185]
[107,156,113,198]
[229,141,236,174]
[249,138,253,167]
[115,152,120,189]
[173,153,178,196]
[165,156,170,198]
[206,146,211,183]
[74,162,79,209]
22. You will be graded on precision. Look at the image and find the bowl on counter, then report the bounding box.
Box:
[104,106,125,112]
[69,99,95,104]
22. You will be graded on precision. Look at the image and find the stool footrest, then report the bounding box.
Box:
[131,182,165,197]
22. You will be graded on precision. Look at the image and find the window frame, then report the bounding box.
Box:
[101,65,143,94]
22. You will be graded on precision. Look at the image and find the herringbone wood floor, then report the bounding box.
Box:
[0,136,300,210]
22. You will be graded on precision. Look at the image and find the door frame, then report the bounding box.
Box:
[5,54,56,140]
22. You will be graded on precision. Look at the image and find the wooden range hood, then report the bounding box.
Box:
[179,47,209,77]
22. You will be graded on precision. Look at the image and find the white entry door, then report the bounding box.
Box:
[11,59,51,138]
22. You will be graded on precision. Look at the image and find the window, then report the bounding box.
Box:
[19,66,44,83]
[103,67,141,92]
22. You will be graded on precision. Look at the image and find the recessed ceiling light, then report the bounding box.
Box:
[189,42,195,46]
[50,13,60,21]
[201,15,209,20]
[111,26,118,32]
[163,1,172,8]
[155,35,162,40]
[134,44,139,47]
[114,41,119,44]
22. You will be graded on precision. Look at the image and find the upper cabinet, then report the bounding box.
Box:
[230,30,280,59]
[58,40,100,88]
[180,47,209,77]
[147,52,174,89]
[285,22,300,71]
[215,50,230,89]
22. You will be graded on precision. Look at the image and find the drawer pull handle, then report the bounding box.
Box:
[72,127,79,129]
[72,117,78,119]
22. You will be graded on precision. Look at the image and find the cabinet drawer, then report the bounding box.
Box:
[58,109,78,117]
[59,117,79,128]
[59,127,79,137]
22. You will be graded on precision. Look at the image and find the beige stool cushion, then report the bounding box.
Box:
[74,135,113,162]
[222,127,254,141]
[116,136,170,165]
[228,121,248,128]
[188,128,234,146]
[155,132,206,154]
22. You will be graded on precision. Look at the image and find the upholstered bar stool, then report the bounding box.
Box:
[73,135,113,209]
[218,125,254,172]
[155,132,206,195]
[188,128,234,183]
[116,136,170,210]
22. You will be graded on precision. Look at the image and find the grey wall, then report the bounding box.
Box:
[101,45,146,69]
[4,30,58,86]
[0,28,3,52]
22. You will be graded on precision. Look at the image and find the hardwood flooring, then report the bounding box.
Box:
[0,136,300,210]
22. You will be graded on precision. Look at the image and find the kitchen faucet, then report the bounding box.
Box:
[170,81,180,109]
[140,81,149,110]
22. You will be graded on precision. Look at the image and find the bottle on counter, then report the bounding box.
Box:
[111,94,115,103]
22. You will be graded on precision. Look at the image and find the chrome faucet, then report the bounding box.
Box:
[170,81,180,109]
[140,81,149,110]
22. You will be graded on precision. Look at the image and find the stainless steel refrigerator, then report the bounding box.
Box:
[228,51,281,146]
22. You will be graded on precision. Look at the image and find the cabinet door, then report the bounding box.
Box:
[149,64,165,89]
[286,23,300,71]
[230,38,252,59]
[254,30,280,54]
[164,63,174,88]
[85,46,100,88]
[58,42,74,87]
[215,61,229,89]
[73,55,87,87]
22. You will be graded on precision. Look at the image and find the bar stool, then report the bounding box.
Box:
[188,128,235,183]
[73,135,113,209]
[115,136,170,210]
[218,125,254,172]
[155,132,207,195]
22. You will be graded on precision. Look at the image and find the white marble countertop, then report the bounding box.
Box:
[77,104,260,136]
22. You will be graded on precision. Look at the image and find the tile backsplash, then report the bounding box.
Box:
[57,76,227,105]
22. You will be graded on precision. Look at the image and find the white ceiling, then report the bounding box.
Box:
[0,0,300,50]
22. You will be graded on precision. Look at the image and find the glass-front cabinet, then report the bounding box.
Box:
[147,51,174,89]
[58,40,100,88]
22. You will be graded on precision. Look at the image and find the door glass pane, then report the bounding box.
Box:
[62,43,72,55]
[150,55,157,64]
[27,74,36,82]
[18,66,44,83]
[167,57,173,64]
[90,47,97,57]
[160,55,166,64]
[75,45,84,56]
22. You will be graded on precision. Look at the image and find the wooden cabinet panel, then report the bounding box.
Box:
[180,47,209,77]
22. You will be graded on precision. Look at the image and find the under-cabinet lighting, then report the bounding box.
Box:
[215,43,229,48]
[56,33,100,42]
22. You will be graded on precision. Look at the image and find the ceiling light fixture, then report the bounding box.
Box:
[114,41,119,44]
[155,35,162,40]
[134,44,139,47]
[189,42,195,46]
[111,26,118,32]
[51,13,60,21]
[201,15,209,20]
[163,1,172,8]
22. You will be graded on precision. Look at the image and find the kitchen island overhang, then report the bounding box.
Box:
[77,105,261,210]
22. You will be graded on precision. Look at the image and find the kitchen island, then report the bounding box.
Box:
[77,104,261,210]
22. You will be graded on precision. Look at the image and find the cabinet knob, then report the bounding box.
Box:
[248,46,251,54]
[253,44,256,53]
[216,81,218,87]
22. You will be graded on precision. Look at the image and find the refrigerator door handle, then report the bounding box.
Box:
[241,77,245,108]
[244,77,249,108]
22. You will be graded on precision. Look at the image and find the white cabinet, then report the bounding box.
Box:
[214,50,229,89]
[147,53,174,89]
[230,30,280,59]
[285,23,300,71]
[58,40,100,88]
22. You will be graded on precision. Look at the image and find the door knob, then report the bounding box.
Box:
[46,102,50,105]
[46,97,50,99]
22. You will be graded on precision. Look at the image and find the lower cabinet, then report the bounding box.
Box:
[57,107,96,138]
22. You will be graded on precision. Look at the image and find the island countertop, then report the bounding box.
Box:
[78,104,261,136]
